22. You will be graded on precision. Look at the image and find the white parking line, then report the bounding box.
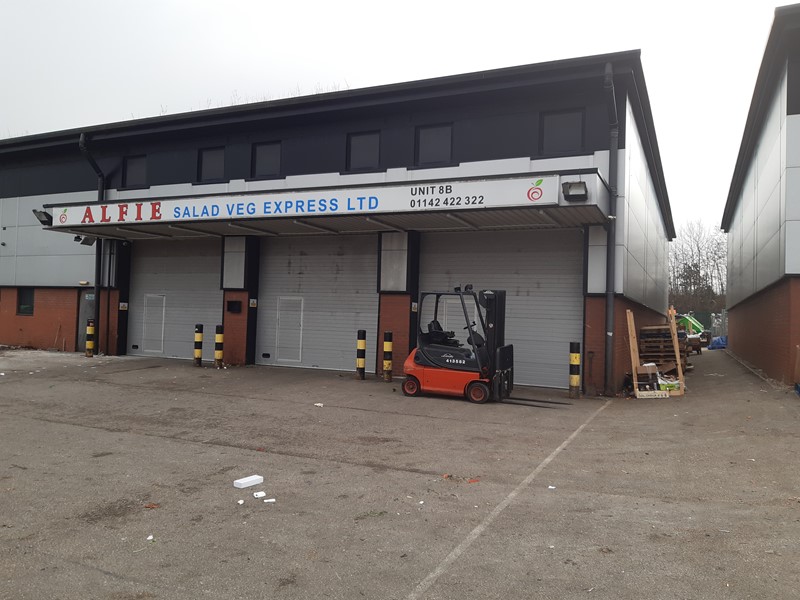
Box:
[407,399,613,600]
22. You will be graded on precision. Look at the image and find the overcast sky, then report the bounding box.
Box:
[0,1,785,229]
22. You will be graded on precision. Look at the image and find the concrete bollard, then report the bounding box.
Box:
[569,341,581,399]
[383,331,393,382]
[356,329,366,380]
[194,324,203,367]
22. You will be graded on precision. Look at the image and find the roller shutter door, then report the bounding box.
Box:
[256,235,379,372]
[128,239,223,360]
[420,229,583,388]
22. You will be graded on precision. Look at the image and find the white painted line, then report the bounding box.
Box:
[407,400,612,600]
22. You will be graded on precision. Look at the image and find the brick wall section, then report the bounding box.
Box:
[584,295,667,394]
[583,297,606,395]
[728,276,800,383]
[222,290,249,366]
[378,294,411,374]
[97,289,120,355]
[0,287,79,351]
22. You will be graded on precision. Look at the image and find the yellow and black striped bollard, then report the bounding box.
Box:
[85,319,95,358]
[569,341,581,399]
[356,329,366,380]
[194,324,203,367]
[383,331,393,382]
[214,325,224,368]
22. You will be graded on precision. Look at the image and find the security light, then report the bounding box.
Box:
[32,209,53,226]
[561,181,589,201]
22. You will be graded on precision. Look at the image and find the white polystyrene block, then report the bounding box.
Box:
[234,475,263,488]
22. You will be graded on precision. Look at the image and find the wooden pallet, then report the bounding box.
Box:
[637,324,688,373]
[626,309,685,397]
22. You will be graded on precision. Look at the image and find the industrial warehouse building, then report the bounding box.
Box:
[722,4,800,384]
[0,50,674,393]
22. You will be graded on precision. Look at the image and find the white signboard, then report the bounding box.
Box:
[51,175,558,228]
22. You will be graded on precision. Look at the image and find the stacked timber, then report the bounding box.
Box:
[638,324,689,374]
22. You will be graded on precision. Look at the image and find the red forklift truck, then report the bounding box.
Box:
[402,285,514,403]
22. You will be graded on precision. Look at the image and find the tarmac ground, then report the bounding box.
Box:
[0,347,798,600]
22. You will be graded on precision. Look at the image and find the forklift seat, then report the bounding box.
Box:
[428,320,444,333]
[426,320,460,346]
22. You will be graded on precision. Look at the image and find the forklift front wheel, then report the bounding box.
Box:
[402,376,421,397]
[466,381,490,404]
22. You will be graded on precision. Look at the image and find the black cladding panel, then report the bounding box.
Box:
[1,80,616,199]
[789,54,800,115]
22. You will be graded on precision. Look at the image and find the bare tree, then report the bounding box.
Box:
[669,221,727,322]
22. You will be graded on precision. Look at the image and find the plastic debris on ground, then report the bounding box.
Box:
[146,534,154,542]
[658,375,681,391]
[234,475,264,488]
[253,491,266,498]
[548,486,556,489]
[313,403,324,407]
[263,498,276,503]
[708,335,727,349]
[237,499,245,505]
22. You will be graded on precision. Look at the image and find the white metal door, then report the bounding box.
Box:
[128,239,223,360]
[256,235,379,372]
[420,229,584,388]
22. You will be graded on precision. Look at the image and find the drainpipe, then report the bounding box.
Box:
[603,63,619,395]
[79,133,105,355]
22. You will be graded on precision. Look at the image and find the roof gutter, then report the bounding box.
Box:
[79,133,105,356]
[603,63,619,396]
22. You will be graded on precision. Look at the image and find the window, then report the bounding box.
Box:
[122,155,147,188]
[541,110,584,154]
[17,287,34,316]
[347,131,380,171]
[416,124,452,166]
[251,142,281,178]
[198,147,225,182]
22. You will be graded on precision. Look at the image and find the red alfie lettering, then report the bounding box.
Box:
[80,201,162,225]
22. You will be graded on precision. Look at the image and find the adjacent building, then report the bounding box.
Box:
[722,4,800,383]
[0,50,674,393]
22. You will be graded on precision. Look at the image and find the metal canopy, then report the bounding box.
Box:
[47,205,608,241]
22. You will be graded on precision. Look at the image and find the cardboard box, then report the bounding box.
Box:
[637,363,659,376]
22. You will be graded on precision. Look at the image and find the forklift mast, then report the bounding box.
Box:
[479,289,506,359]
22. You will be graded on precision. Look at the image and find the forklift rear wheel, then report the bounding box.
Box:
[466,381,490,404]
[402,376,421,397]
